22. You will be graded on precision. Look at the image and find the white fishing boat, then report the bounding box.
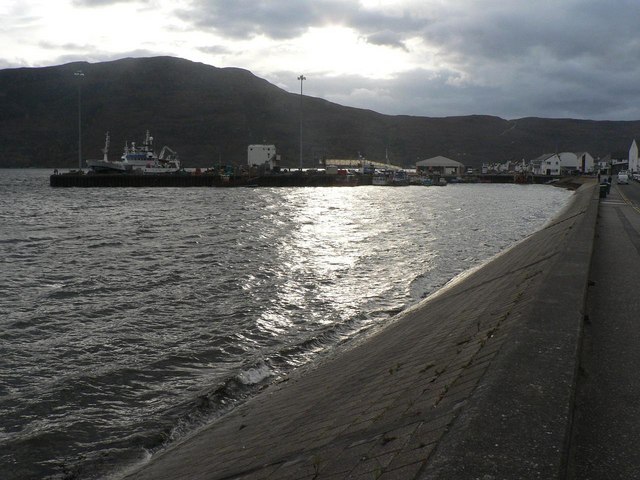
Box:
[372,171,390,185]
[86,131,181,174]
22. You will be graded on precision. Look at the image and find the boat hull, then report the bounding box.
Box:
[86,159,180,174]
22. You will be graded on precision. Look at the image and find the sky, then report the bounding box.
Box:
[2,0,640,120]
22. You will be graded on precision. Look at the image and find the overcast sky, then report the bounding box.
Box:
[2,0,640,120]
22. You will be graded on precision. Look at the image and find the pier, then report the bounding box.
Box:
[49,171,368,188]
[49,171,566,188]
[118,178,640,479]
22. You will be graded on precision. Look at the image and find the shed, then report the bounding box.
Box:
[416,156,465,176]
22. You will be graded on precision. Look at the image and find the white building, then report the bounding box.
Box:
[558,152,578,173]
[248,144,278,169]
[629,140,639,174]
[557,152,595,173]
[575,152,595,173]
[531,153,561,175]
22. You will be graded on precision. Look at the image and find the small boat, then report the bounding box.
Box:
[390,170,410,186]
[86,131,181,174]
[372,171,390,185]
[421,177,434,186]
[371,170,410,186]
[421,175,447,186]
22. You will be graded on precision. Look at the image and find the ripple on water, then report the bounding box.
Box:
[0,171,573,480]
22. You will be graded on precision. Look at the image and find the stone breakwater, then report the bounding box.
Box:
[123,181,598,480]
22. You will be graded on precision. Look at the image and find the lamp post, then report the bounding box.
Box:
[74,70,84,170]
[297,74,306,170]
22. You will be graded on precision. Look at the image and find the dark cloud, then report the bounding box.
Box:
[178,0,424,42]
[363,31,408,51]
[267,61,640,121]
[178,0,333,39]
[419,1,640,69]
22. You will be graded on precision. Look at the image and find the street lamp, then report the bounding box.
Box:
[297,74,306,170]
[74,70,85,170]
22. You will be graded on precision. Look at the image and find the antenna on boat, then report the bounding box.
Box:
[102,132,110,161]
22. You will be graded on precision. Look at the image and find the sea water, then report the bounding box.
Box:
[0,169,572,479]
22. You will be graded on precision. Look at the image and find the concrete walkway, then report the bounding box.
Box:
[567,181,640,479]
[123,182,599,480]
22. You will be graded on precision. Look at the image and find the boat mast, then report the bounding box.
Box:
[102,132,110,161]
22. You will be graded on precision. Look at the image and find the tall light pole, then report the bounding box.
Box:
[74,70,84,170]
[297,74,306,170]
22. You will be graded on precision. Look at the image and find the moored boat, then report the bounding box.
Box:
[86,131,181,174]
[390,170,410,186]
[371,169,410,186]
[372,171,390,185]
[421,175,447,186]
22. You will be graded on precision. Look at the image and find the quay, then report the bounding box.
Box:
[49,171,367,188]
[119,178,639,479]
[49,171,563,188]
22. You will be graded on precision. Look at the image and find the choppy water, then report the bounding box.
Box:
[0,169,572,479]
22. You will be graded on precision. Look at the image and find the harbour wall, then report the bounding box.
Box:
[49,172,367,187]
[49,172,569,188]
[122,180,599,479]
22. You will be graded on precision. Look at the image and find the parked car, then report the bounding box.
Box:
[618,171,629,184]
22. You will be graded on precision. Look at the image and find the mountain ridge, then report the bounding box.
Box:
[0,56,637,168]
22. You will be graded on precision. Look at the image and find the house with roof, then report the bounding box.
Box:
[415,156,465,176]
[531,153,561,175]
[575,152,595,173]
[558,152,579,174]
[557,152,595,174]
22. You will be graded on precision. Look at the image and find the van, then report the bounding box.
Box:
[618,171,629,184]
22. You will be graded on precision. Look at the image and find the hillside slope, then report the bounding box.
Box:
[0,56,638,168]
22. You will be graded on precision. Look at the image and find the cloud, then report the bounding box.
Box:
[415,0,640,71]
[266,59,640,121]
[178,0,424,42]
[178,0,329,39]
[39,41,95,52]
[363,31,408,51]
[197,45,233,55]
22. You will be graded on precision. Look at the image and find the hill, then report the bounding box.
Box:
[0,56,638,168]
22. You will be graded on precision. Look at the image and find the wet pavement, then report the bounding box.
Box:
[568,180,640,479]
